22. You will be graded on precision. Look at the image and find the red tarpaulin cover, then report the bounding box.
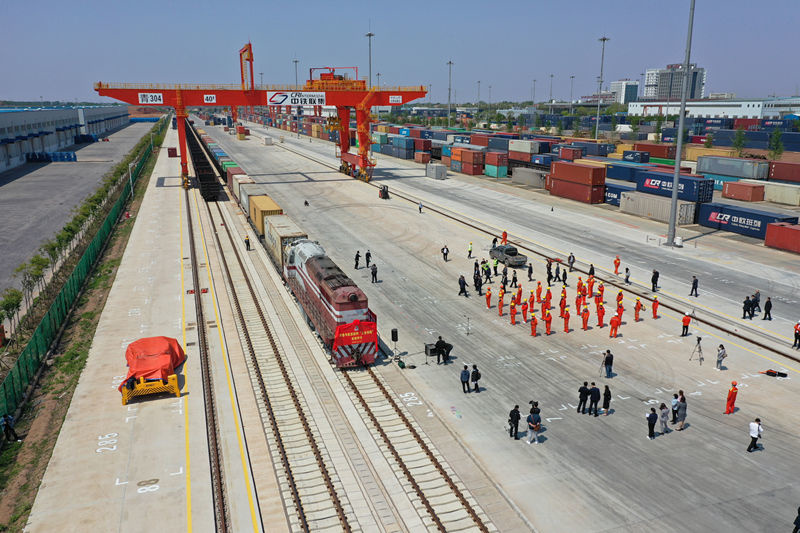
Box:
[331,320,378,367]
[118,336,186,391]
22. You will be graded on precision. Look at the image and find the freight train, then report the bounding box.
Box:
[186,118,378,367]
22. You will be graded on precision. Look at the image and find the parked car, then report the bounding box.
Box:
[490,245,528,267]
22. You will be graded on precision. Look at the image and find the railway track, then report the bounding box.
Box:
[273,136,800,366]
[190,120,497,531]
[183,185,230,532]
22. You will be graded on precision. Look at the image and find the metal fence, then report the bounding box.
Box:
[0,118,167,417]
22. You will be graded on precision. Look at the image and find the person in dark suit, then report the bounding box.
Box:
[508,405,521,439]
[589,383,601,417]
[651,269,659,292]
[434,336,452,364]
[577,382,590,414]
[690,276,699,297]
[762,297,772,320]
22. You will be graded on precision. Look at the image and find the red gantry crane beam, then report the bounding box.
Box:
[95,45,426,183]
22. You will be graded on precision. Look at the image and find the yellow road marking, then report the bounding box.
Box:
[179,189,192,532]
[191,189,261,532]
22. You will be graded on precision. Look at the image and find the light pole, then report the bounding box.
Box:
[376,73,381,119]
[595,36,609,140]
[667,0,697,247]
[477,80,481,122]
[447,60,454,127]
[259,72,263,87]
[366,31,375,87]
[488,85,492,124]
[639,72,645,99]
[293,59,299,87]
[128,162,134,199]
[570,75,575,113]
[549,74,554,114]
[533,79,537,105]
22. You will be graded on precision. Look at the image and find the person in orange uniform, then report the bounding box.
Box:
[609,313,621,338]
[530,314,538,337]
[485,287,492,310]
[575,293,583,316]
[498,289,505,317]
[581,306,591,331]
[594,292,603,309]
[510,300,517,325]
[516,285,523,306]
[560,295,567,318]
[577,277,584,295]
[613,255,621,275]
[681,312,692,336]
[597,302,606,327]
[521,300,529,323]
[652,296,659,319]
[586,276,595,298]
[501,230,508,245]
[560,285,567,302]
[580,284,588,307]
[544,287,552,308]
[529,289,536,311]
[634,298,645,322]
[794,321,800,348]
[598,282,605,300]
[563,307,571,333]
[725,381,738,414]
[616,290,624,306]
[617,303,625,322]
[536,282,543,303]
[544,310,552,335]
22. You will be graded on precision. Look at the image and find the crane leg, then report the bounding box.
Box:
[175,108,189,186]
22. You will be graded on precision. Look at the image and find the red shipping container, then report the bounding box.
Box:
[722,182,765,202]
[508,150,531,162]
[550,179,605,204]
[733,118,761,131]
[769,161,800,183]
[167,147,178,158]
[461,163,484,175]
[551,161,605,186]
[409,129,422,138]
[633,143,677,159]
[414,151,432,164]
[462,150,485,164]
[545,174,553,191]
[236,126,246,134]
[486,152,508,166]
[765,223,800,253]
[560,147,583,161]
[226,166,244,185]
[442,156,451,167]
[650,163,693,173]
[470,134,490,146]
[414,138,432,151]
[389,127,400,134]
[244,129,250,135]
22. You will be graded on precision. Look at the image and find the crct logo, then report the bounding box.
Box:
[708,212,731,224]
[269,93,288,105]
[644,179,660,188]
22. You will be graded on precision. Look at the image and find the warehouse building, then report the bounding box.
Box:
[0,106,129,172]
[628,97,800,119]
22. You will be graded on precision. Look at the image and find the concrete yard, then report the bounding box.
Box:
[0,122,155,292]
[204,121,800,532]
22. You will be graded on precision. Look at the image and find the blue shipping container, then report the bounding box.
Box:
[487,137,509,151]
[701,173,741,190]
[451,160,462,172]
[605,183,635,206]
[635,171,714,202]
[623,150,650,163]
[606,164,639,181]
[392,136,414,149]
[532,154,553,166]
[697,203,799,240]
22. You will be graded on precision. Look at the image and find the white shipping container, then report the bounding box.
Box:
[509,139,535,154]
[264,215,308,271]
[620,191,696,225]
[238,183,263,216]
[697,156,769,179]
[511,167,546,188]
[232,174,254,200]
[263,136,273,145]
[740,179,800,206]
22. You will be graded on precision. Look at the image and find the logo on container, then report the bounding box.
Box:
[708,212,731,224]
[643,178,660,188]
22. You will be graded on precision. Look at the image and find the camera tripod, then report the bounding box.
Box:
[689,336,704,366]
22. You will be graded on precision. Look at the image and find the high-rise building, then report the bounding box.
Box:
[609,80,639,104]
[643,64,706,100]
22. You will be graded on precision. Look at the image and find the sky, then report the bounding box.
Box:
[1,0,798,105]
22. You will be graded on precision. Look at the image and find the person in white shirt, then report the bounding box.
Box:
[747,418,762,452]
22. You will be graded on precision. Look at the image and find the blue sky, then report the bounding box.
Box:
[1,0,797,104]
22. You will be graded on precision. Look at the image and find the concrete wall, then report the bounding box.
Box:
[0,106,129,172]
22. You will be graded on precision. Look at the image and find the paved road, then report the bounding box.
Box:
[203,122,800,532]
[0,122,155,292]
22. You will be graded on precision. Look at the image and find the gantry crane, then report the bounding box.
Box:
[95,44,426,183]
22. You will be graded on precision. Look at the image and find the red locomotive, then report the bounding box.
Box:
[284,239,377,367]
